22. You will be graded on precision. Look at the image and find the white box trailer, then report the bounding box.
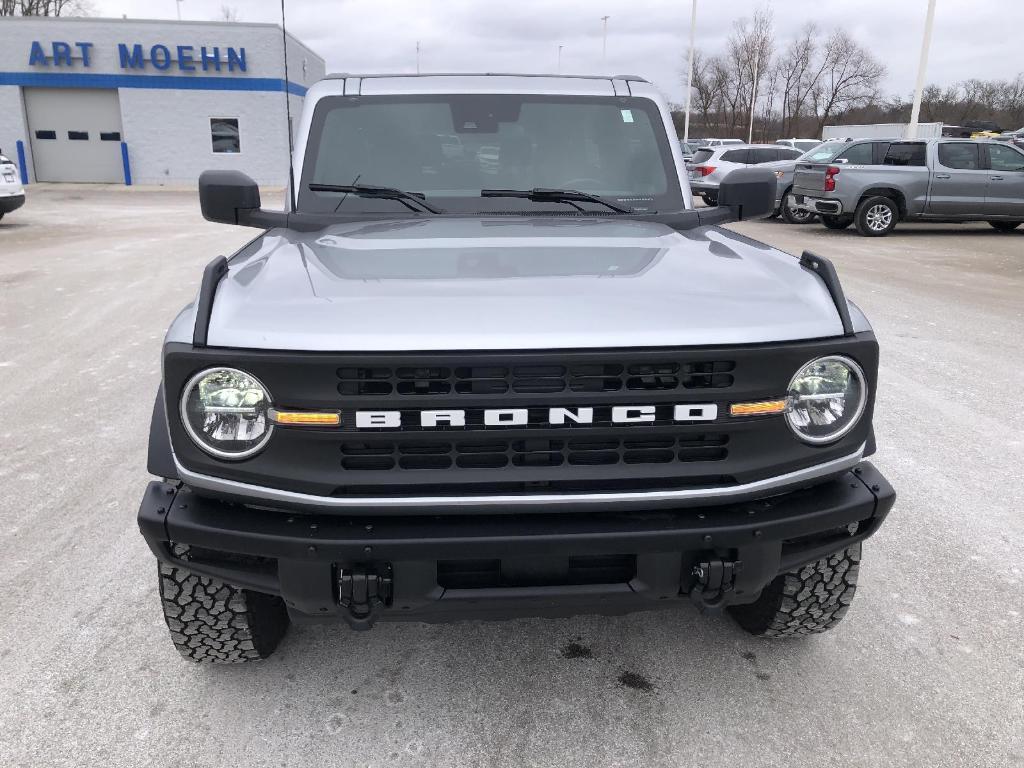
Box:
[821,122,944,140]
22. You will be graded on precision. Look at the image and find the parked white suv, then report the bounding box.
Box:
[776,139,822,152]
[0,152,25,221]
[702,138,744,148]
[689,144,803,206]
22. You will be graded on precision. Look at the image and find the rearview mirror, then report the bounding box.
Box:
[199,170,288,229]
[716,167,776,221]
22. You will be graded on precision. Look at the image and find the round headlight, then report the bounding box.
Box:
[180,367,272,459]
[785,356,867,444]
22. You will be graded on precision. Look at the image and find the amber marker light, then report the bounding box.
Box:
[268,409,341,426]
[729,399,788,417]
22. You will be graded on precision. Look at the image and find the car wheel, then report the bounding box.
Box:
[701,193,718,207]
[780,192,816,225]
[728,544,861,637]
[854,196,898,237]
[988,221,1022,232]
[820,214,854,230]
[159,544,290,663]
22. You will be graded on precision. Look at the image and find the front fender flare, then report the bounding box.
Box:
[147,385,178,480]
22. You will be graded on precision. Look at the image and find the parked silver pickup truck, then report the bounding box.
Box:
[791,138,1024,236]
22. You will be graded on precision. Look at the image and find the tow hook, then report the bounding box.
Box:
[689,559,742,613]
[338,566,392,630]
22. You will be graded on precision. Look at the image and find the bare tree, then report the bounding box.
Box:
[811,30,886,134]
[720,10,774,137]
[778,24,828,136]
[687,50,725,135]
[216,4,240,22]
[1,0,91,14]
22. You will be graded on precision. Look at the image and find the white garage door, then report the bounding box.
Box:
[24,88,125,183]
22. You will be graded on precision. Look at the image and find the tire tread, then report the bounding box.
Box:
[157,544,289,663]
[728,543,861,637]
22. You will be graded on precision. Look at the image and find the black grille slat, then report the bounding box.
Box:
[335,358,735,398]
[340,434,729,471]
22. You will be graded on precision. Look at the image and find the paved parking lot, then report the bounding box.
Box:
[1,186,1022,767]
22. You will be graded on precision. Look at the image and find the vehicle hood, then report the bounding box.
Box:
[202,217,848,351]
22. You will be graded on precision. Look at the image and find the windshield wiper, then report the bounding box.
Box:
[308,183,442,214]
[481,187,634,214]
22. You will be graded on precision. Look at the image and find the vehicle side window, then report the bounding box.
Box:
[883,143,926,166]
[837,143,873,164]
[871,142,891,164]
[748,148,777,164]
[987,144,1024,172]
[691,149,714,164]
[937,143,981,170]
[721,149,750,163]
[779,148,802,160]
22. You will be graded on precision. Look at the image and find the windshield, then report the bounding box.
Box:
[799,142,849,163]
[297,95,683,214]
[794,140,822,152]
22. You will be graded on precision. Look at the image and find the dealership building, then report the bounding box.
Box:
[0,16,325,185]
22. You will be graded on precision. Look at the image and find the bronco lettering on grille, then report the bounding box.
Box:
[354,405,718,429]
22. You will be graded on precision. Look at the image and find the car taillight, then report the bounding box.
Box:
[697,166,716,177]
[824,166,840,192]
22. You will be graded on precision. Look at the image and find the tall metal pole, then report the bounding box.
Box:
[175,0,183,21]
[601,16,610,67]
[747,47,760,144]
[416,41,420,74]
[557,45,563,74]
[682,0,697,144]
[907,0,937,139]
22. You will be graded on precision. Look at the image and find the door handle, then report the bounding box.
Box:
[934,173,950,179]
[990,175,1004,181]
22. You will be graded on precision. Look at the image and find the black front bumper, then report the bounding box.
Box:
[138,463,894,627]
[0,193,25,214]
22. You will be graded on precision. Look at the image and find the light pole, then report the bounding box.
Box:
[601,15,610,67]
[557,44,564,74]
[907,0,937,139]
[416,40,421,74]
[748,46,760,144]
[175,0,183,21]
[682,0,697,144]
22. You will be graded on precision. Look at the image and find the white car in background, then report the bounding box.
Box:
[775,138,823,153]
[702,138,744,148]
[0,152,26,221]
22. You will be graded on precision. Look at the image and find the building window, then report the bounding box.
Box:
[35,130,57,140]
[211,118,240,154]
[68,131,89,141]
[100,132,122,142]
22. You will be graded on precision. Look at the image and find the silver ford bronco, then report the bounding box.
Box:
[139,74,895,662]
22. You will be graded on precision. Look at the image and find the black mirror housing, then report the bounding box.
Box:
[199,170,288,229]
[716,167,777,221]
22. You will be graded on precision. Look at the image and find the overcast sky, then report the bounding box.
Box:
[91,0,1022,104]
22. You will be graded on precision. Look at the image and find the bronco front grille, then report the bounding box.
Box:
[340,433,729,471]
[337,359,735,397]
[164,337,878,504]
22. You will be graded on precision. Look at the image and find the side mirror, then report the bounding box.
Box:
[199,170,288,229]
[716,167,776,221]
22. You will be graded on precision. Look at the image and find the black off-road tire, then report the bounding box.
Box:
[988,220,1022,232]
[854,195,899,237]
[728,543,861,637]
[701,192,718,207]
[158,544,290,663]
[820,213,853,230]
